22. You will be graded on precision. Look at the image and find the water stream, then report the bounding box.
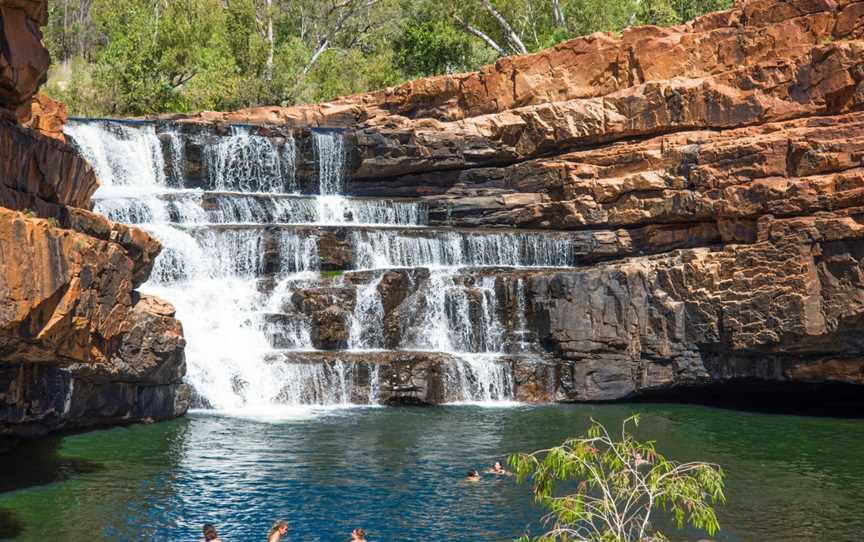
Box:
[66,119,545,412]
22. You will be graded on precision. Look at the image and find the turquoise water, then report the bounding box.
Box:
[0,404,862,542]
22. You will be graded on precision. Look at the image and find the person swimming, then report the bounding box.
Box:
[485,461,512,476]
[466,469,481,482]
[350,527,368,542]
[267,520,289,542]
[201,524,222,542]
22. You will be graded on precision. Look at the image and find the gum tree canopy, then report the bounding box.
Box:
[43,0,732,115]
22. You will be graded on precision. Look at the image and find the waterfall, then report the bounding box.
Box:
[271,362,356,406]
[313,130,345,195]
[512,277,532,352]
[405,273,504,353]
[349,275,385,350]
[65,119,167,189]
[446,354,514,403]
[315,195,427,226]
[96,193,427,227]
[276,231,320,275]
[94,195,172,224]
[351,230,575,269]
[66,118,566,412]
[164,130,186,187]
[206,125,296,193]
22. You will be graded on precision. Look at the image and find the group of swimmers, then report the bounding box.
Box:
[198,462,509,540]
[466,461,512,482]
[200,521,368,542]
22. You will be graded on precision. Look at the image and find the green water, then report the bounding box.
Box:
[0,403,861,542]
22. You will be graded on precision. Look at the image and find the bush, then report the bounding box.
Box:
[509,414,726,542]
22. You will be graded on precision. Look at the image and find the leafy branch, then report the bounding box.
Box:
[509,414,726,542]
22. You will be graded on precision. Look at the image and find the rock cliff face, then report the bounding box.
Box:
[167,0,864,402]
[0,0,187,441]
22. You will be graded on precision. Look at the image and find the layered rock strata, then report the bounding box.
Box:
[158,0,864,402]
[0,0,187,439]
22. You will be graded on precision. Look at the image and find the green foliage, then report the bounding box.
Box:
[43,0,734,116]
[394,19,474,77]
[509,415,726,542]
[320,270,345,279]
[637,0,682,26]
[671,0,734,23]
[88,0,238,115]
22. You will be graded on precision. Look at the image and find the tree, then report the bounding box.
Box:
[636,0,683,27]
[509,415,726,542]
[393,18,474,77]
[41,0,736,115]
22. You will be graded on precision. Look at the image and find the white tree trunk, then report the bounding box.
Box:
[303,39,330,75]
[456,17,508,56]
[552,0,565,27]
[265,0,275,80]
[480,0,527,54]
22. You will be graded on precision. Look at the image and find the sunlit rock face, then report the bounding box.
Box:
[0,0,187,439]
[158,0,864,402]
[0,0,49,119]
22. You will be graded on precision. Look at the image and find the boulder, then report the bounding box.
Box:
[18,93,67,141]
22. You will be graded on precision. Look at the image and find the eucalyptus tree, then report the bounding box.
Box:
[41,0,735,115]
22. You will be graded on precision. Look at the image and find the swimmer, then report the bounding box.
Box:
[466,469,481,482]
[268,520,289,542]
[350,528,368,542]
[201,524,222,542]
[485,461,512,476]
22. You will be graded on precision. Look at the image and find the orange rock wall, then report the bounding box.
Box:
[0,0,187,438]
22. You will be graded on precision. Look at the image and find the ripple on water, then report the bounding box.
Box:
[0,404,861,542]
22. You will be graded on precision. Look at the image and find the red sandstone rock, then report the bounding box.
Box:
[0,0,187,436]
[5,0,864,411]
[0,0,50,114]
[0,118,97,208]
[19,93,68,141]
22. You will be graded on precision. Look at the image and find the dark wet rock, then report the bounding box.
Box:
[290,287,356,350]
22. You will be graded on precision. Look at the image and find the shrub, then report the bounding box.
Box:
[510,414,726,542]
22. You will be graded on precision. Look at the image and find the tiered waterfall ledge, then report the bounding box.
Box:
[64,0,864,409]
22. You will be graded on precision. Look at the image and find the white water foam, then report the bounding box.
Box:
[313,131,345,195]
[66,119,536,411]
[206,125,296,193]
[66,120,167,187]
[351,230,575,269]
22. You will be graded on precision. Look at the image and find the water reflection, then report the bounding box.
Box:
[0,404,862,542]
[0,508,23,539]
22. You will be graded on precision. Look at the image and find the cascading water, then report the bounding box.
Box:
[351,229,575,269]
[67,118,566,412]
[206,125,296,193]
[349,277,386,350]
[314,130,345,195]
[64,120,167,196]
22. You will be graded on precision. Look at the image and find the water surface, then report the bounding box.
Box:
[0,404,861,542]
